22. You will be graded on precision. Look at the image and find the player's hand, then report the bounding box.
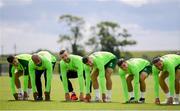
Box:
[44,91,50,101]
[23,91,28,100]
[79,92,84,101]
[155,98,160,105]
[65,93,70,101]
[13,93,18,100]
[84,93,91,102]
[33,92,38,100]
[167,97,173,105]
[102,93,106,103]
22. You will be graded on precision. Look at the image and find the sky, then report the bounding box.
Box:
[0,0,180,54]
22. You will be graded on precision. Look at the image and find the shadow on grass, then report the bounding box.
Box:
[60,100,119,103]
[8,99,120,103]
[8,100,55,102]
[121,102,149,104]
[158,103,180,106]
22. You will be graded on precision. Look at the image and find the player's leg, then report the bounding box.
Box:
[59,70,77,101]
[159,71,172,104]
[59,75,74,93]
[139,72,148,103]
[139,65,151,103]
[27,76,32,96]
[23,76,32,100]
[35,70,44,100]
[105,68,113,102]
[105,68,113,89]
[67,70,78,101]
[104,58,117,102]
[91,69,99,89]
[126,75,134,102]
[15,71,23,99]
[174,68,180,104]
[15,71,23,90]
[159,71,169,93]
[91,69,100,101]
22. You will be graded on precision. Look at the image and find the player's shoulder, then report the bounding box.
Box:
[40,55,51,64]
[16,54,32,60]
[69,54,82,60]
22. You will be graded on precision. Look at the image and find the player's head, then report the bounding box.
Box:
[117,58,128,70]
[82,56,93,67]
[152,56,163,70]
[59,49,70,63]
[7,55,19,66]
[32,54,42,66]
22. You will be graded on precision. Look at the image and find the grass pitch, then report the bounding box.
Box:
[0,74,180,110]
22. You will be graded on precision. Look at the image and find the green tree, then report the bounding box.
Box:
[119,29,136,52]
[57,14,85,55]
[86,21,136,58]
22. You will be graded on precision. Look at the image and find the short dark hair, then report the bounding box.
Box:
[59,50,66,55]
[7,55,15,63]
[152,56,161,64]
[117,58,126,66]
[82,56,89,64]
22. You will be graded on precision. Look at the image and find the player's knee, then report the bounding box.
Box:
[175,71,180,81]
[160,71,169,80]
[158,77,163,83]
[15,75,20,80]
[105,72,111,79]
[15,72,23,78]
[176,69,180,75]
[106,68,113,75]
[126,75,133,82]
[140,73,147,81]
[159,75,167,81]
[175,76,180,82]
[139,79,143,83]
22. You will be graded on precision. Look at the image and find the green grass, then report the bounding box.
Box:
[0,74,180,110]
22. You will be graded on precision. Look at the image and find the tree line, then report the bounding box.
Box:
[57,14,137,58]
